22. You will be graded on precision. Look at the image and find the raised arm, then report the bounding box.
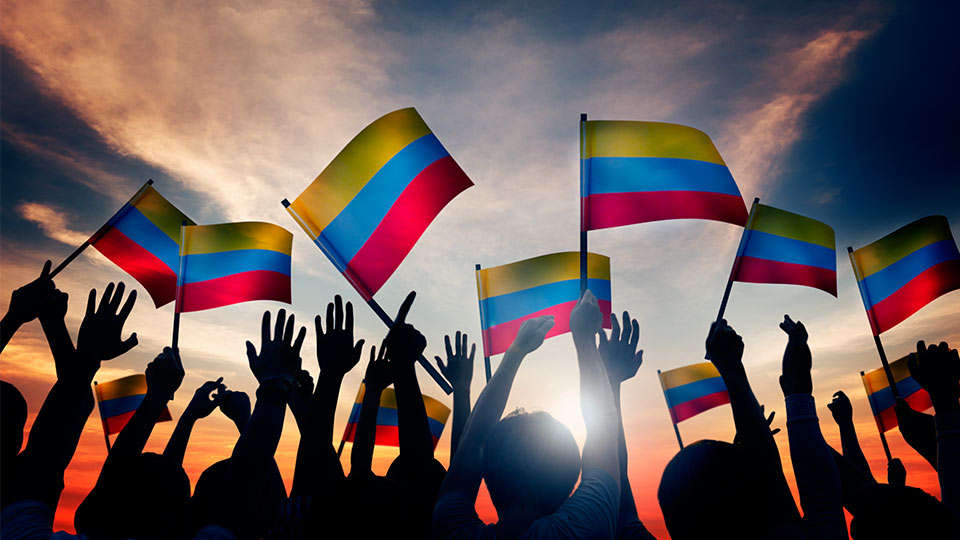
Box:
[350,343,391,478]
[162,378,225,466]
[827,390,874,480]
[218,389,252,433]
[385,292,434,463]
[1,261,55,353]
[436,331,475,458]
[894,397,938,470]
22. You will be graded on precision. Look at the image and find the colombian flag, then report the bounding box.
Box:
[176,222,292,313]
[851,216,960,335]
[95,374,171,436]
[731,203,837,296]
[581,120,748,231]
[287,108,473,300]
[658,362,729,424]
[861,355,933,433]
[341,384,450,449]
[90,182,195,307]
[476,252,612,357]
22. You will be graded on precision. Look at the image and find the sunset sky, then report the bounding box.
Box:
[2,1,959,537]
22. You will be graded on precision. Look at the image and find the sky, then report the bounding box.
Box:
[1,0,959,537]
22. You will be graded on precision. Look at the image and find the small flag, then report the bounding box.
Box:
[476,252,612,357]
[581,120,748,231]
[95,374,171,436]
[288,108,473,300]
[851,216,960,335]
[341,385,450,448]
[177,222,292,313]
[91,184,195,307]
[861,355,934,433]
[732,203,837,296]
[659,362,729,424]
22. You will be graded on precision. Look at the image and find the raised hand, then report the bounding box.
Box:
[570,289,602,340]
[436,331,475,392]
[507,316,555,356]
[145,347,185,400]
[365,342,392,392]
[4,260,56,327]
[887,457,907,486]
[598,310,643,385]
[894,398,938,469]
[183,378,226,420]
[705,319,744,374]
[779,315,812,396]
[908,340,960,411]
[315,295,364,379]
[384,291,427,369]
[288,369,315,430]
[246,309,306,385]
[219,389,252,431]
[76,282,138,363]
[828,391,854,426]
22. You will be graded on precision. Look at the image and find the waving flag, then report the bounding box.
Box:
[850,216,960,335]
[95,374,171,436]
[581,120,748,231]
[861,355,933,432]
[176,222,292,312]
[732,203,837,296]
[477,252,612,357]
[341,384,450,448]
[286,107,473,300]
[658,362,729,424]
[90,182,195,307]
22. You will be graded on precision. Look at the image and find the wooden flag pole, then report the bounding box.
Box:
[171,220,187,351]
[475,264,492,382]
[579,113,589,296]
[657,369,684,449]
[707,197,759,358]
[848,247,901,397]
[93,381,112,453]
[861,370,894,461]
[50,179,154,279]
[281,199,453,395]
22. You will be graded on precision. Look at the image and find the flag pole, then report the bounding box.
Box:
[172,220,187,351]
[93,381,112,453]
[50,179,154,278]
[475,264,492,382]
[861,370,893,461]
[579,113,589,296]
[848,247,900,396]
[282,199,453,395]
[338,382,366,458]
[658,369,684,449]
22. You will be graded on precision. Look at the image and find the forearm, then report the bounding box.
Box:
[837,423,872,478]
[350,385,383,477]
[109,392,169,461]
[0,313,23,353]
[574,335,620,485]
[450,388,471,458]
[291,378,344,496]
[393,364,434,460]
[934,406,960,519]
[162,414,197,466]
[611,385,638,523]
[38,317,76,381]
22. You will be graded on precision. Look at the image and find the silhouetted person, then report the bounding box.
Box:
[434,290,622,539]
[436,330,476,458]
[894,397,938,470]
[0,380,27,509]
[827,390,874,480]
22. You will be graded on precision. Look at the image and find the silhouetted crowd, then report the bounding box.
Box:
[1,263,958,539]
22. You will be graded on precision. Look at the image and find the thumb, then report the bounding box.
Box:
[118,333,138,356]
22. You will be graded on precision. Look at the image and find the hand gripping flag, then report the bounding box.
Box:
[861,355,933,432]
[342,384,450,449]
[658,362,730,424]
[94,374,171,436]
[286,107,473,300]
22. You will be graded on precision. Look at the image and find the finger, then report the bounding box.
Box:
[770,428,781,436]
[353,339,365,361]
[110,282,126,312]
[284,313,295,346]
[345,301,354,336]
[620,311,630,343]
[907,352,919,378]
[395,291,416,325]
[275,309,286,342]
[86,288,97,319]
[246,340,257,362]
[610,314,621,343]
[469,343,476,362]
[833,391,842,399]
[118,289,137,322]
[293,326,307,355]
[378,341,388,361]
[99,283,115,313]
[371,346,378,363]
[455,330,462,357]
[767,410,776,423]
[629,319,640,350]
[598,329,608,349]
[117,334,138,356]
[315,314,323,337]
[435,356,447,374]
[261,311,271,346]
[40,260,52,279]
[445,335,453,360]
[635,349,643,367]
[334,295,343,330]
[325,301,334,336]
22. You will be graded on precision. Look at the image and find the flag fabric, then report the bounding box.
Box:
[176,222,292,313]
[731,203,837,296]
[659,362,730,424]
[95,374,171,436]
[581,120,749,231]
[861,355,934,433]
[476,252,612,357]
[288,108,473,300]
[851,216,960,335]
[341,385,450,448]
[90,183,195,307]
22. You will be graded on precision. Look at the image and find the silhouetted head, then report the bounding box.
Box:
[850,484,958,539]
[75,452,190,540]
[191,458,286,538]
[0,381,27,460]
[482,410,581,516]
[659,440,775,539]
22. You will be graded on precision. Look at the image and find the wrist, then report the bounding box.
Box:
[931,395,960,412]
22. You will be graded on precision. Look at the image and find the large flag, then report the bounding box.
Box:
[90,183,195,307]
[658,362,729,424]
[341,384,450,449]
[731,203,837,296]
[176,222,292,312]
[850,216,960,335]
[476,252,612,357]
[862,355,933,433]
[95,374,171,436]
[581,121,748,231]
[287,108,473,300]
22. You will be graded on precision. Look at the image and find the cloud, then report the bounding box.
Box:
[16,201,91,245]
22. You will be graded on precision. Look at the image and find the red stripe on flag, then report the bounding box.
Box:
[341,423,441,449]
[733,256,837,296]
[482,299,612,357]
[875,389,934,432]
[178,270,291,312]
[345,156,473,300]
[103,407,171,436]
[669,390,730,423]
[868,259,960,335]
[91,227,177,307]
[583,191,748,231]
